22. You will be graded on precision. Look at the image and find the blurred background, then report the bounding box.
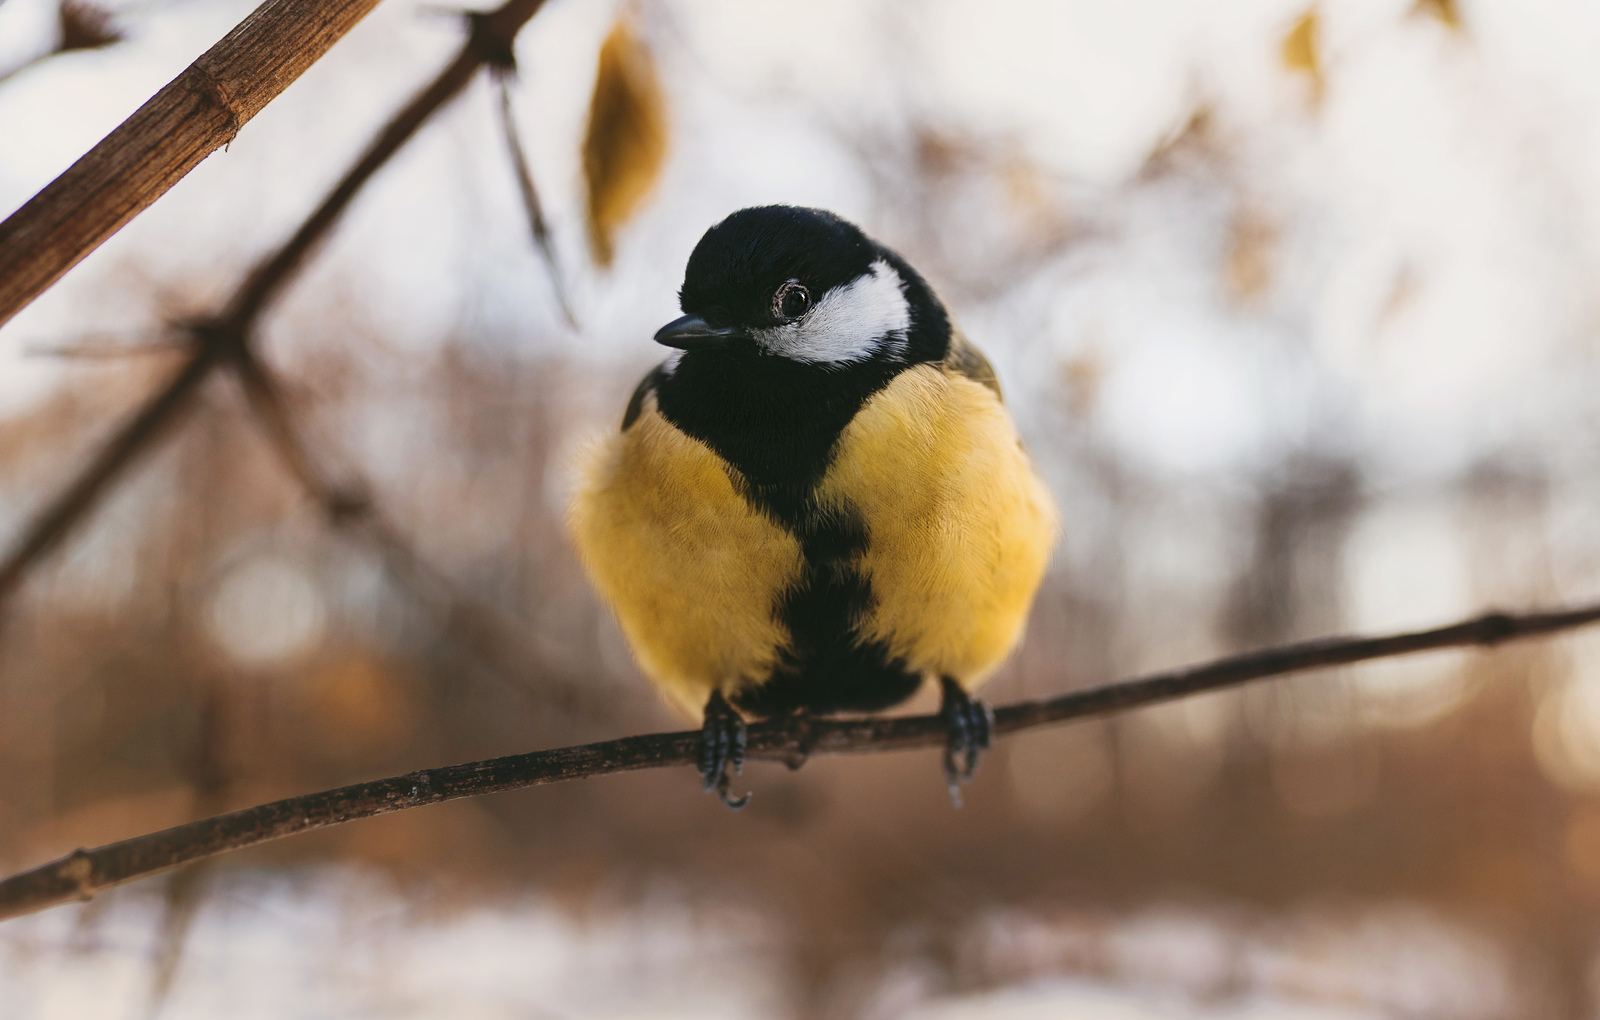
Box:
[3,0,1600,1015]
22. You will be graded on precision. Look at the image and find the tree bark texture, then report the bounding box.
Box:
[0,0,388,328]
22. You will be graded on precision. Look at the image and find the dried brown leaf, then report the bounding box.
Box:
[58,0,121,53]
[582,16,667,267]
[1413,0,1463,30]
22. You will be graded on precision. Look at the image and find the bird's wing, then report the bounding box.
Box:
[621,364,670,431]
[941,331,1003,401]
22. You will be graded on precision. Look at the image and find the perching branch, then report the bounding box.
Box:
[2,602,1594,923]
[0,0,553,615]
[0,0,387,328]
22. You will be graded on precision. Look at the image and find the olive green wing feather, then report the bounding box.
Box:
[941,331,1003,401]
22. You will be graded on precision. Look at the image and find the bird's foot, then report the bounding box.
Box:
[699,690,750,810]
[939,676,992,809]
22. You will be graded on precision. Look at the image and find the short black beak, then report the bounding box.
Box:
[654,314,742,350]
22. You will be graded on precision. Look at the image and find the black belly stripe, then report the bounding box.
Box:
[648,346,927,716]
[738,497,922,717]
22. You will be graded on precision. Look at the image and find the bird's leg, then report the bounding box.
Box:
[939,676,993,808]
[699,689,750,810]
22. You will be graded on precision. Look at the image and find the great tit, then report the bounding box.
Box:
[568,206,1057,807]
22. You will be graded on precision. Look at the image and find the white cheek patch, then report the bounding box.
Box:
[752,260,912,364]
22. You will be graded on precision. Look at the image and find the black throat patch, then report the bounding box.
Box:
[653,349,901,520]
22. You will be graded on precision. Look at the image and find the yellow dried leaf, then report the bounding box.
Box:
[1281,8,1322,97]
[1144,104,1215,175]
[1226,208,1277,303]
[583,17,668,267]
[1412,0,1462,30]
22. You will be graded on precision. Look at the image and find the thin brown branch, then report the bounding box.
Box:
[0,0,552,617]
[0,0,387,328]
[230,343,605,715]
[3,602,1595,923]
[227,342,348,513]
[23,333,186,359]
[221,0,552,326]
[493,67,577,328]
[144,677,230,1019]
[0,345,219,607]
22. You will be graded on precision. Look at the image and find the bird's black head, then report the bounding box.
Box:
[646,207,954,515]
[655,206,950,366]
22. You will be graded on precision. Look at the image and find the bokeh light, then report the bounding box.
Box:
[207,555,327,666]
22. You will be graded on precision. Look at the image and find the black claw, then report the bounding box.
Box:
[700,690,750,810]
[714,772,751,810]
[939,677,992,808]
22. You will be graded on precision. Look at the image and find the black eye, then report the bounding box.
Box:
[774,280,811,320]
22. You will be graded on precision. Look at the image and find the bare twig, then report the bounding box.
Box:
[493,68,577,328]
[0,0,552,617]
[2,602,1594,923]
[230,342,604,714]
[217,0,552,328]
[227,342,357,517]
[0,0,387,327]
[24,334,186,359]
[144,679,230,1019]
[223,12,497,327]
[0,345,220,607]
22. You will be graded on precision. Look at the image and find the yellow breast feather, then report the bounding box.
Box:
[567,395,804,717]
[817,363,1058,689]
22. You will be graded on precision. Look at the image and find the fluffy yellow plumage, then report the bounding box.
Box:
[569,394,803,717]
[569,348,1057,717]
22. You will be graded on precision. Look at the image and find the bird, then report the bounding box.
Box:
[568,205,1057,808]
